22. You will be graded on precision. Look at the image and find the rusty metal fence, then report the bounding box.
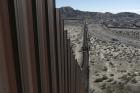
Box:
[0,0,89,93]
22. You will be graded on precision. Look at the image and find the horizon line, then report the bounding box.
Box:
[58,6,140,15]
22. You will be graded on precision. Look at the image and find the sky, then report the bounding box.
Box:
[56,0,140,14]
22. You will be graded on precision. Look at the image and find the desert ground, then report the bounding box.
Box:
[64,20,140,93]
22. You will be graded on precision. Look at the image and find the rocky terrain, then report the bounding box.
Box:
[88,25,140,93]
[62,7,140,93]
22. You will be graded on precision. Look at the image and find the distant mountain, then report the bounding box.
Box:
[60,6,140,28]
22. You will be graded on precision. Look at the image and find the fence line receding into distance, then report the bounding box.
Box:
[0,0,89,93]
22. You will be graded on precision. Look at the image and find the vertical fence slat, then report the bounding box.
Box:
[64,30,68,93]
[74,59,77,93]
[56,9,63,93]
[60,17,65,93]
[14,0,38,93]
[76,63,79,93]
[0,0,18,93]
[35,0,51,93]
[46,1,59,93]
[67,39,71,93]
[71,49,75,93]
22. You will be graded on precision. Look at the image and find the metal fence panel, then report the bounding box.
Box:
[0,1,89,93]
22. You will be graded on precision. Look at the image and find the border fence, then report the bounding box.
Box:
[0,0,89,93]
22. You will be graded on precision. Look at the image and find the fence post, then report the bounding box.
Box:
[82,22,89,93]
